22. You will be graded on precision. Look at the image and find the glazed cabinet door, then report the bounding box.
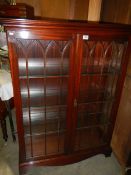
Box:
[7,30,76,161]
[74,34,128,152]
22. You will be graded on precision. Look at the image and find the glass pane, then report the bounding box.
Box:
[18,40,70,77]
[14,38,72,158]
[75,40,127,151]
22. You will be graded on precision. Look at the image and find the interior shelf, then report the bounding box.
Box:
[24,128,66,137]
[81,65,120,75]
[23,117,66,135]
[77,112,110,127]
[78,89,113,102]
[19,75,69,79]
[25,132,65,159]
[75,125,109,151]
[18,57,69,77]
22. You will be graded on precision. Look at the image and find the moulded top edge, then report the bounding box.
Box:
[0,17,131,33]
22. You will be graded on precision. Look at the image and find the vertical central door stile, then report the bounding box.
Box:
[70,34,84,150]
[65,34,77,154]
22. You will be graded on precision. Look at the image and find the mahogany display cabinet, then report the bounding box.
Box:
[1,18,131,174]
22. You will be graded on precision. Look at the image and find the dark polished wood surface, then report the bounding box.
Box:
[1,18,131,175]
[0,17,131,30]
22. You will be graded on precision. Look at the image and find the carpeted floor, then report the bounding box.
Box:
[0,110,122,175]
